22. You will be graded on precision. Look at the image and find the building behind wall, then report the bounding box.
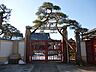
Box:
[82,28,96,64]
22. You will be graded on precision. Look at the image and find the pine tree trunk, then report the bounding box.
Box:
[75,31,82,65]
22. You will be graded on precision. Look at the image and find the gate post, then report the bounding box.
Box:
[75,31,82,65]
[25,26,31,63]
[62,28,68,63]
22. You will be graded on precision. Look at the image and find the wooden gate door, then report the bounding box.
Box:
[31,40,47,62]
[47,40,63,62]
[27,40,63,63]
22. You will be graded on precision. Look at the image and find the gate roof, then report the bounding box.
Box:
[31,33,50,40]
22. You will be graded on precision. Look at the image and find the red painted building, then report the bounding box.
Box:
[83,28,96,64]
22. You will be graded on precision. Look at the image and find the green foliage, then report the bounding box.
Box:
[33,19,42,23]
[33,20,42,28]
[55,12,67,18]
[33,2,68,31]
[33,2,85,35]
[2,24,23,39]
[53,5,61,10]
[0,4,23,40]
[38,15,45,20]
[42,2,53,9]
[0,4,12,24]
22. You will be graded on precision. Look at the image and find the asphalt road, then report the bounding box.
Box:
[0,63,96,72]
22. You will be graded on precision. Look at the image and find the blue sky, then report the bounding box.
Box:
[0,0,96,40]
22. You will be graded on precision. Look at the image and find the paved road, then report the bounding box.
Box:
[32,63,59,72]
[0,63,96,72]
[0,64,33,72]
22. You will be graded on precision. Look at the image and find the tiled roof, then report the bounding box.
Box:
[83,28,96,39]
[84,28,96,35]
[31,33,50,40]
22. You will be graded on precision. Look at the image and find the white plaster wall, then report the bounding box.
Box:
[81,41,87,62]
[18,41,25,57]
[0,40,13,57]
